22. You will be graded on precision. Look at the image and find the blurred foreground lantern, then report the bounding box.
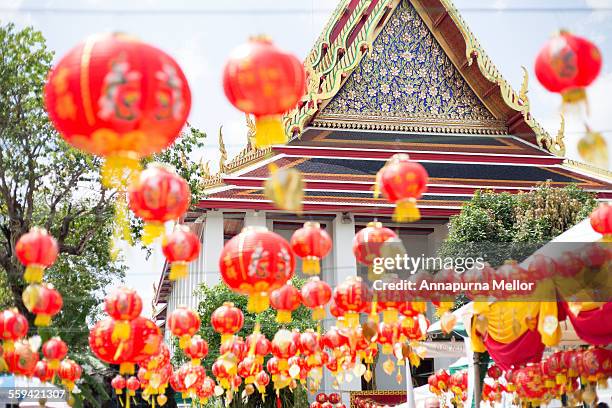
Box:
[264,164,304,213]
[578,126,609,170]
[42,337,68,370]
[162,226,201,280]
[290,222,332,275]
[590,203,612,241]
[15,228,58,284]
[219,226,295,313]
[22,283,63,326]
[128,163,191,244]
[44,32,191,189]
[375,154,428,222]
[535,30,602,109]
[5,340,39,376]
[223,36,305,148]
[0,309,28,351]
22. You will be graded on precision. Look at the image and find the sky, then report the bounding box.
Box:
[2,0,611,316]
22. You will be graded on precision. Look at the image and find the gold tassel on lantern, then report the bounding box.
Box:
[247,292,270,313]
[23,265,44,284]
[101,152,141,190]
[264,164,303,213]
[578,125,609,170]
[254,115,288,148]
[169,261,188,280]
[302,257,320,275]
[142,222,165,245]
[394,198,421,223]
[276,310,292,324]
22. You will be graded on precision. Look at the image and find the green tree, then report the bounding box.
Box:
[171,280,315,407]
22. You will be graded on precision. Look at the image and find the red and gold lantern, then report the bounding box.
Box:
[126,376,140,396]
[375,154,429,222]
[22,283,63,326]
[42,337,68,370]
[211,302,244,343]
[0,309,28,351]
[184,335,209,366]
[104,286,143,342]
[219,226,295,313]
[290,222,332,275]
[15,228,58,283]
[34,359,55,383]
[353,222,398,280]
[333,276,371,328]
[301,277,332,321]
[162,225,201,280]
[223,37,305,148]
[168,306,201,349]
[44,33,191,188]
[5,340,39,376]
[270,283,302,324]
[246,331,271,365]
[590,203,612,241]
[111,375,127,395]
[58,359,82,391]
[271,329,298,371]
[535,30,602,107]
[128,163,191,244]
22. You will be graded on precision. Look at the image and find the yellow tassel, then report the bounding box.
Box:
[382,344,393,355]
[24,265,44,284]
[142,222,165,245]
[169,262,188,280]
[254,115,287,148]
[221,334,233,345]
[112,321,131,342]
[119,362,135,375]
[276,310,292,324]
[345,311,360,328]
[382,309,398,324]
[247,293,269,313]
[562,88,586,104]
[48,359,60,371]
[101,152,142,190]
[393,198,420,223]
[34,314,51,327]
[312,307,325,321]
[179,335,191,350]
[302,258,320,275]
[3,340,14,352]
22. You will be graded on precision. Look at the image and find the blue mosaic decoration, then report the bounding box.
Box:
[321,0,496,122]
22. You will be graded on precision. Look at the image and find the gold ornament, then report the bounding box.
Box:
[264,164,304,213]
[578,126,609,170]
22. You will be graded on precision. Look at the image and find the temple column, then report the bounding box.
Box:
[244,210,267,228]
[198,210,224,288]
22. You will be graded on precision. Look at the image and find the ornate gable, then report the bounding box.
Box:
[316,0,504,134]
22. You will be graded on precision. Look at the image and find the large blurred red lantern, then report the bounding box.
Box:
[376,154,428,222]
[590,203,612,241]
[42,337,68,370]
[270,283,302,324]
[162,225,201,280]
[15,228,58,284]
[301,277,332,321]
[290,222,332,275]
[22,283,63,327]
[104,286,142,342]
[210,302,244,343]
[34,359,55,383]
[219,226,295,313]
[128,163,191,244]
[58,359,82,391]
[5,340,39,376]
[44,33,191,188]
[223,36,305,148]
[0,309,28,351]
[535,31,602,106]
[353,222,398,279]
[168,306,201,349]
[333,276,371,328]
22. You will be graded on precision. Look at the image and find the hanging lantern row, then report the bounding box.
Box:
[311,392,346,408]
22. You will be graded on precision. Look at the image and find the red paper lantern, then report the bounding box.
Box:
[353,222,398,279]
[290,222,332,275]
[162,225,201,280]
[15,227,58,283]
[246,331,271,365]
[168,306,201,349]
[178,363,206,395]
[223,36,305,148]
[44,33,191,188]
[34,359,55,383]
[128,163,191,244]
[111,375,127,395]
[42,337,68,370]
[301,277,332,321]
[184,334,209,365]
[255,370,270,393]
[219,226,295,313]
[333,276,371,328]
[299,330,321,357]
[104,286,142,343]
[126,376,141,396]
[487,365,503,380]
[22,283,63,326]
[58,359,82,391]
[0,309,28,351]
[271,329,298,371]
[376,154,428,222]
[535,30,602,105]
[210,302,244,343]
[219,337,247,362]
[5,340,39,376]
[590,203,612,241]
[270,284,302,324]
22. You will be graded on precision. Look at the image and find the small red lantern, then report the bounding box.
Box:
[22,283,63,326]
[301,277,332,321]
[105,286,143,342]
[353,222,398,279]
[184,335,209,365]
[162,225,201,280]
[376,154,428,222]
[219,226,295,313]
[44,33,191,189]
[111,375,127,395]
[15,228,58,283]
[168,306,201,349]
[42,337,68,370]
[34,359,55,383]
[255,370,270,394]
[126,376,141,396]
[0,309,28,351]
[128,163,191,244]
[333,276,371,328]
[271,329,298,371]
[270,283,302,324]
[590,203,612,241]
[58,359,82,391]
[487,365,503,380]
[211,302,244,343]
[5,340,39,376]
[223,37,305,148]
[290,222,332,275]
[246,331,271,365]
[535,30,602,106]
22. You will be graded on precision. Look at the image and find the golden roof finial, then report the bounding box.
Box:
[200,158,211,179]
[218,126,227,174]
[245,113,256,150]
